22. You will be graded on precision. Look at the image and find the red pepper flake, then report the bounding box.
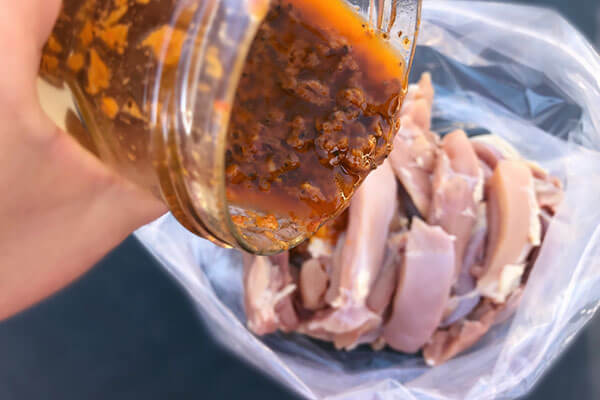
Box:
[67,52,85,72]
[80,20,94,46]
[102,3,128,27]
[41,54,59,72]
[101,96,119,119]
[96,24,129,54]
[86,49,111,95]
[47,35,63,53]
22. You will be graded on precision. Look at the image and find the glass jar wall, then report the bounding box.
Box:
[38,0,420,254]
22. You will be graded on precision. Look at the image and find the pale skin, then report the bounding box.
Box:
[0,0,167,321]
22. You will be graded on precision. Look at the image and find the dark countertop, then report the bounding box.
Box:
[1,1,598,399]
[0,238,292,400]
[2,237,600,400]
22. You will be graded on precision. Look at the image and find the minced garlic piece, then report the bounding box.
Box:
[66,52,85,72]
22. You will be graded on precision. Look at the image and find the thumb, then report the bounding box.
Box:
[37,0,63,49]
[0,0,62,130]
[4,0,63,49]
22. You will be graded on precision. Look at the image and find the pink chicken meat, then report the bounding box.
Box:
[389,73,438,217]
[243,253,299,335]
[307,160,398,344]
[477,160,540,303]
[383,219,455,353]
[241,72,562,367]
[367,233,407,316]
[326,160,397,307]
[429,130,483,281]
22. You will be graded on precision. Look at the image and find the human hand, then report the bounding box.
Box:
[0,0,167,321]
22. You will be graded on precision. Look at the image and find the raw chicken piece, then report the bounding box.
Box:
[440,291,480,328]
[304,305,380,336]
[276,294,301,332]
[389,202,410,234]
[402,98,432,133]
[324,233,345,305]
[458,203,487,294]
[443,130,483,182]
[306,209,349,259]
[367,233,407,315]
[389,73,438,217]
[331,232,408,352]
[534,176,564,214]
[299,258,329,310]
[472,135,564,213]
[440,203,487,327]
[389,117,438,217]
[471,135,521,167]
[333,320,382,351]
[298,315,381,351]
[405,72,435,109]
[307,238,334,259]
[242,72,563,366]
[302,161,397,347]
[383,219,455,353]
[472,141,503,171]
[423,300,500,366]
[429,130,483,282]
[479,160,494,182]
[295,325,334,342]
[493,287,524,326]
[243,253,299,335]
[529,163,564,214]
[407,127,438,172]
[477,160,540,303]
[332,232,408,351]
[326,160,398,308]
[402,72,435,132]
[427,290,525,366]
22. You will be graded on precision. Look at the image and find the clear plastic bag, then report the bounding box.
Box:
[135,1,600,399]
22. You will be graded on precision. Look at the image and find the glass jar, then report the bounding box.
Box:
[38,0,421,254]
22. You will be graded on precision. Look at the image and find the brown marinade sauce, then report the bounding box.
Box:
[226,0,406,234]
[40,0,406,244]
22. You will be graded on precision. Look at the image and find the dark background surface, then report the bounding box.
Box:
[2,1,599,399]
